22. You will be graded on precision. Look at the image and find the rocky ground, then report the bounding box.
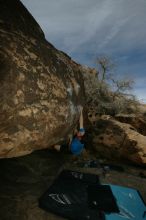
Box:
[0,149,146,220]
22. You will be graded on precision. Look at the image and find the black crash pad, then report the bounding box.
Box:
[57,169,100,184]
[88,185,119,213]
[39,170,104,220]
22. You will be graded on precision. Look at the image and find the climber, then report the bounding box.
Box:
[53,106,85,156]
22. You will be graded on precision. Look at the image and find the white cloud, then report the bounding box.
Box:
[21,0,146,100]
[21,0,146,53]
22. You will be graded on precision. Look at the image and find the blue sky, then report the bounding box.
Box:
[21,0,146,103]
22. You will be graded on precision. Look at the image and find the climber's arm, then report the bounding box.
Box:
[79,106,84,129]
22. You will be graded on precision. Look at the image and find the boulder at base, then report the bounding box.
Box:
[115,114,146,136]
[92,116,146,165]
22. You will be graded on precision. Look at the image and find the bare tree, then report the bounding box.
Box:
[96,56,115,83]
[93,55,139,115]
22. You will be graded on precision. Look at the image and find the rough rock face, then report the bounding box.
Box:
[115,114,146,136]
[91,116,146,165]
[0,0,85,158]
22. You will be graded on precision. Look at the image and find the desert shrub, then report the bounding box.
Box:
[83,56,139,116]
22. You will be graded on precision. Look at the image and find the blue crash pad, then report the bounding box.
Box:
[106,184,146,220]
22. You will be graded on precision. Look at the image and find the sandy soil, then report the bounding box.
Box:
[0,149,145,220]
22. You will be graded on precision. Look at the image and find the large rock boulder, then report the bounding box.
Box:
[90,116,146,165]
[0,0,85,158]
[115,114,146,136]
